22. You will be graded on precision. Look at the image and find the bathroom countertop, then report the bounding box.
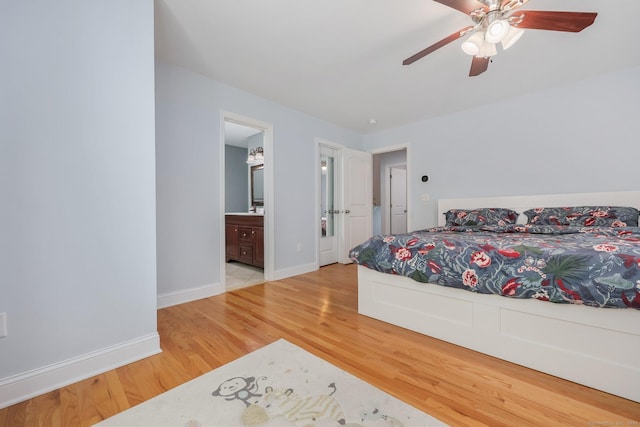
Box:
[225,212,264,216]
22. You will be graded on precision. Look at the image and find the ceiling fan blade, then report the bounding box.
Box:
[513,11,597,32]
[434,0,487,15]
[469,56,489,77]
[403,26,474,65]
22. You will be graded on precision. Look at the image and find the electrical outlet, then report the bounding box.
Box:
[296,243,302,253]
[0,312,7,338]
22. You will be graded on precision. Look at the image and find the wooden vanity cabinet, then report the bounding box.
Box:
[225,215,264,268]
[254,226,264,267]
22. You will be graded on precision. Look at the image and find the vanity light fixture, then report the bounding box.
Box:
[254,146,264,162]
[246,146,264,164]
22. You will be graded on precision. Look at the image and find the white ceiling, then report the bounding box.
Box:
[225,121,262,148]
[155,0,640,134]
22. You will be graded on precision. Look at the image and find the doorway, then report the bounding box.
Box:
[372,147,409,235]
[389,166,407,234]
[317,141,373,267]
[221,113,274,290]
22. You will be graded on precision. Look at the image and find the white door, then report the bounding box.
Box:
[338,148,373,263]
[390,167,407,234]
[319,146,338,266]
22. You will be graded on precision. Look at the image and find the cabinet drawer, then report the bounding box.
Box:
[238,227,253,243]
[239,245,253,263]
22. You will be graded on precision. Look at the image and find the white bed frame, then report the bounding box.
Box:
[358,191,640,402]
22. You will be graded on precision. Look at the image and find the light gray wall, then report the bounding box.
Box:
[225,145,249,213]
[0,0,157,381]
[364,66,640,230]
[155,62,363,296]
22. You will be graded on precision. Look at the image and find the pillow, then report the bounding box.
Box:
[523,206,639,227]
[444,208,519,226]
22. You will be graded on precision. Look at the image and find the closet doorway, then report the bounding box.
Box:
[372,147,409,235]
[221,113,274,290]
[389,166,407,234]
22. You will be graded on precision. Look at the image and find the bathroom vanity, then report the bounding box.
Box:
[225,213,264,268]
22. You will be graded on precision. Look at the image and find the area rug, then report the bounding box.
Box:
[94,339,447,427]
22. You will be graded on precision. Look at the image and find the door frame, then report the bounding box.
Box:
[220,111,274,286]
[371,144,412,232]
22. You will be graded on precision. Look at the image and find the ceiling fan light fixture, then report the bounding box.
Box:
[485,19,510,43]
[501,26,524,50]
[402,1,597,78]
[478,41,498,58]
[461,31,484,56]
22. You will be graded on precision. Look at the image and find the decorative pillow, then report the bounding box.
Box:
[523,206,639,227]
[444,208,519,226]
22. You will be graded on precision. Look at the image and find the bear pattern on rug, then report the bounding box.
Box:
[212,375,406,427]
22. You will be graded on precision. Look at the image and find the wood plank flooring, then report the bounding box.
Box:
[1,263,639,426]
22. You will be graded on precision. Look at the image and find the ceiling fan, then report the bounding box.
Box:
[403,0,597,76]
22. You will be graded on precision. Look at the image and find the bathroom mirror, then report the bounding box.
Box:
[251,164,264,207]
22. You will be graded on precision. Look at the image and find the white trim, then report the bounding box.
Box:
[0,333,161,409]
[315,140,321,269]
[221,112,275,286]
[273,262,318,281]
[315,138,345,150]
[157,283,222,309]
[405,145,412,232]
[369,143,408,155]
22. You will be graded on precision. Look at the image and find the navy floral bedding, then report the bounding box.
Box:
[349,225,640,309]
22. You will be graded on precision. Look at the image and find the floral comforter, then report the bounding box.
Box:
[349,225,640,309]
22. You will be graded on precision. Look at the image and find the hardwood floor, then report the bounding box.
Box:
[1,263,639,426]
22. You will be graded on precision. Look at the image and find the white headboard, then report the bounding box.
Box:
[438,191,640,226]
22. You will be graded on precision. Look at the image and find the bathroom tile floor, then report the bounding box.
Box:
[225,261,264,291]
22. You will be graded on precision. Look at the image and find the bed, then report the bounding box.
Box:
[351,191,640,402]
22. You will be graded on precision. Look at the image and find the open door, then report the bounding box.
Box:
[390,167,407,234]
[338,148,373,264]
[319,145,338,266]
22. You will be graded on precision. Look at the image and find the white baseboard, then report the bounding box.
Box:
[273,262,318,281]
[157,282,222,309]
[0,333,161,409]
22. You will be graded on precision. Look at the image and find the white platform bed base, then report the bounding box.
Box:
[357,191,640,402]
